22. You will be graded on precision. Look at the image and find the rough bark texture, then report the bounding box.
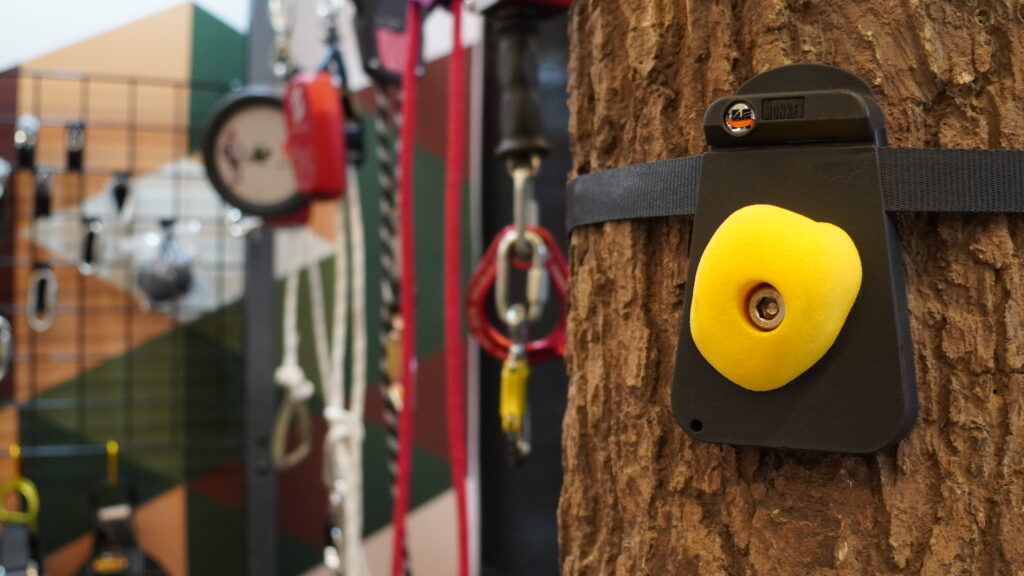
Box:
[560,2,1024,575]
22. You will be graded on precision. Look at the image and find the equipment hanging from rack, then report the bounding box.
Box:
[368,2,471,569]
[136,219,194,304]
[465,0,569,465]
[75,442,169,576]
[27,169,56,333]
[66,122,86,173]
[202,1,372,574]
[0,445,47,576]
[202,0,307,220]
[353,0,420,574]
[14,115,39,171]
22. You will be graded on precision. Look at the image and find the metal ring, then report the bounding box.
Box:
[495,229,548,328]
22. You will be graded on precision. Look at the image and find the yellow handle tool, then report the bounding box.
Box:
[499,357,529,437]
[0,444,40,531]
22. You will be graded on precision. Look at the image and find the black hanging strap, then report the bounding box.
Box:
[568,148,1024,230]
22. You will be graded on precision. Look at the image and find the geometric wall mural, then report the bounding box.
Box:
[1,4,463,575]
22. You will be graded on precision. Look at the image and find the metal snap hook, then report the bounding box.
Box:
[27,265,57,333]
[79,218,104,277]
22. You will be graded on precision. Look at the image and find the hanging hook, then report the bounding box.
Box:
[0,158,10,201]
[27,264,57,333]
[106,440,119,488]
[0,444,39,532]
[10,443,21,480]
[0,316,11,382]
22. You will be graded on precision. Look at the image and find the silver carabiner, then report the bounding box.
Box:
[495,228,549,328]
[268,0,298,78]
[0,315,11,382]
[26,265,57,333]
[509,158,540,256]
[79,218,104,276]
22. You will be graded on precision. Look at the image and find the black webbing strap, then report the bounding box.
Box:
[568,148,1024,229]
[0,523,33,575]
[568,156,701,229]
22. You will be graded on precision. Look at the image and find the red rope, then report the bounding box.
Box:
[392,3,421,576]
[443,2,469,576]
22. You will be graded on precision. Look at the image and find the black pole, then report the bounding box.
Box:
[244,1,279,572]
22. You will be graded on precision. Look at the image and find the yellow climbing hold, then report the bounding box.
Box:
[690,204,862,392]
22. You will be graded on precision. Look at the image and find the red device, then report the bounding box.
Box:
[284,71,346,199]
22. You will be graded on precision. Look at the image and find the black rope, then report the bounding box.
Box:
[374,82,412,576]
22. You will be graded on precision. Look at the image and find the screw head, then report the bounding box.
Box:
[748,285,785,330]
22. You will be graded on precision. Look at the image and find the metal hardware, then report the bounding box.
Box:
[66,121,86,171]
[80,218,105,276]
[495,228,548,326]
[466,224,568,363]
[0,316,12,382]
[509,158,540,254]
[14,115,40,169]
[0,158,11,200]
[500,306,531,464]
[748,285,784,330]
[268,0,298,79]
[673,64,916,454]
[26,265,57,333]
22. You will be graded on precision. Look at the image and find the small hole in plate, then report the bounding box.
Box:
[689,419,704,433]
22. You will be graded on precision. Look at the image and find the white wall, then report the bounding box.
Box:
[0,0,249,72]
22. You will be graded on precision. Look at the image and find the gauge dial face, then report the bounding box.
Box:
[210,101,297,209]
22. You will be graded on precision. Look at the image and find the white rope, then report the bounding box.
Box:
[345,164,369,575]
[320,166,370,576]
[267,170,369,574]
[272,228,314,470]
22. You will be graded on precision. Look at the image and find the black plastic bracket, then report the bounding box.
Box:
[671,64,917,453]
[354,0,425,85]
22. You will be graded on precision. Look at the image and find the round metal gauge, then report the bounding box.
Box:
[202,87,306,217]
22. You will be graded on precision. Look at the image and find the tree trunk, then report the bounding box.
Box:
[559,2,1024,575]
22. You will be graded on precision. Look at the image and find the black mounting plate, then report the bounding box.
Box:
[671,64,917,453]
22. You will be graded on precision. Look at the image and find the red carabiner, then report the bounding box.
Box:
[466,225,568,363]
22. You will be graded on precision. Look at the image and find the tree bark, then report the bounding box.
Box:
[559,2,1024,575]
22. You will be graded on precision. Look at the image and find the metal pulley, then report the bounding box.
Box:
[136,220,194,304]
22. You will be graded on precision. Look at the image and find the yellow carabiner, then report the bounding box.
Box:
[499,357,529,436]
[0,445,40,531]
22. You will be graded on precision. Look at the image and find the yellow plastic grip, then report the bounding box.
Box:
[499,358,529,435]
[0,477,40,531]
[690,204,862,392]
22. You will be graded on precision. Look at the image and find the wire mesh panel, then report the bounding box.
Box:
[0,68,248,573]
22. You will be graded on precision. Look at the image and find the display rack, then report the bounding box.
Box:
[0,68,250,568]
